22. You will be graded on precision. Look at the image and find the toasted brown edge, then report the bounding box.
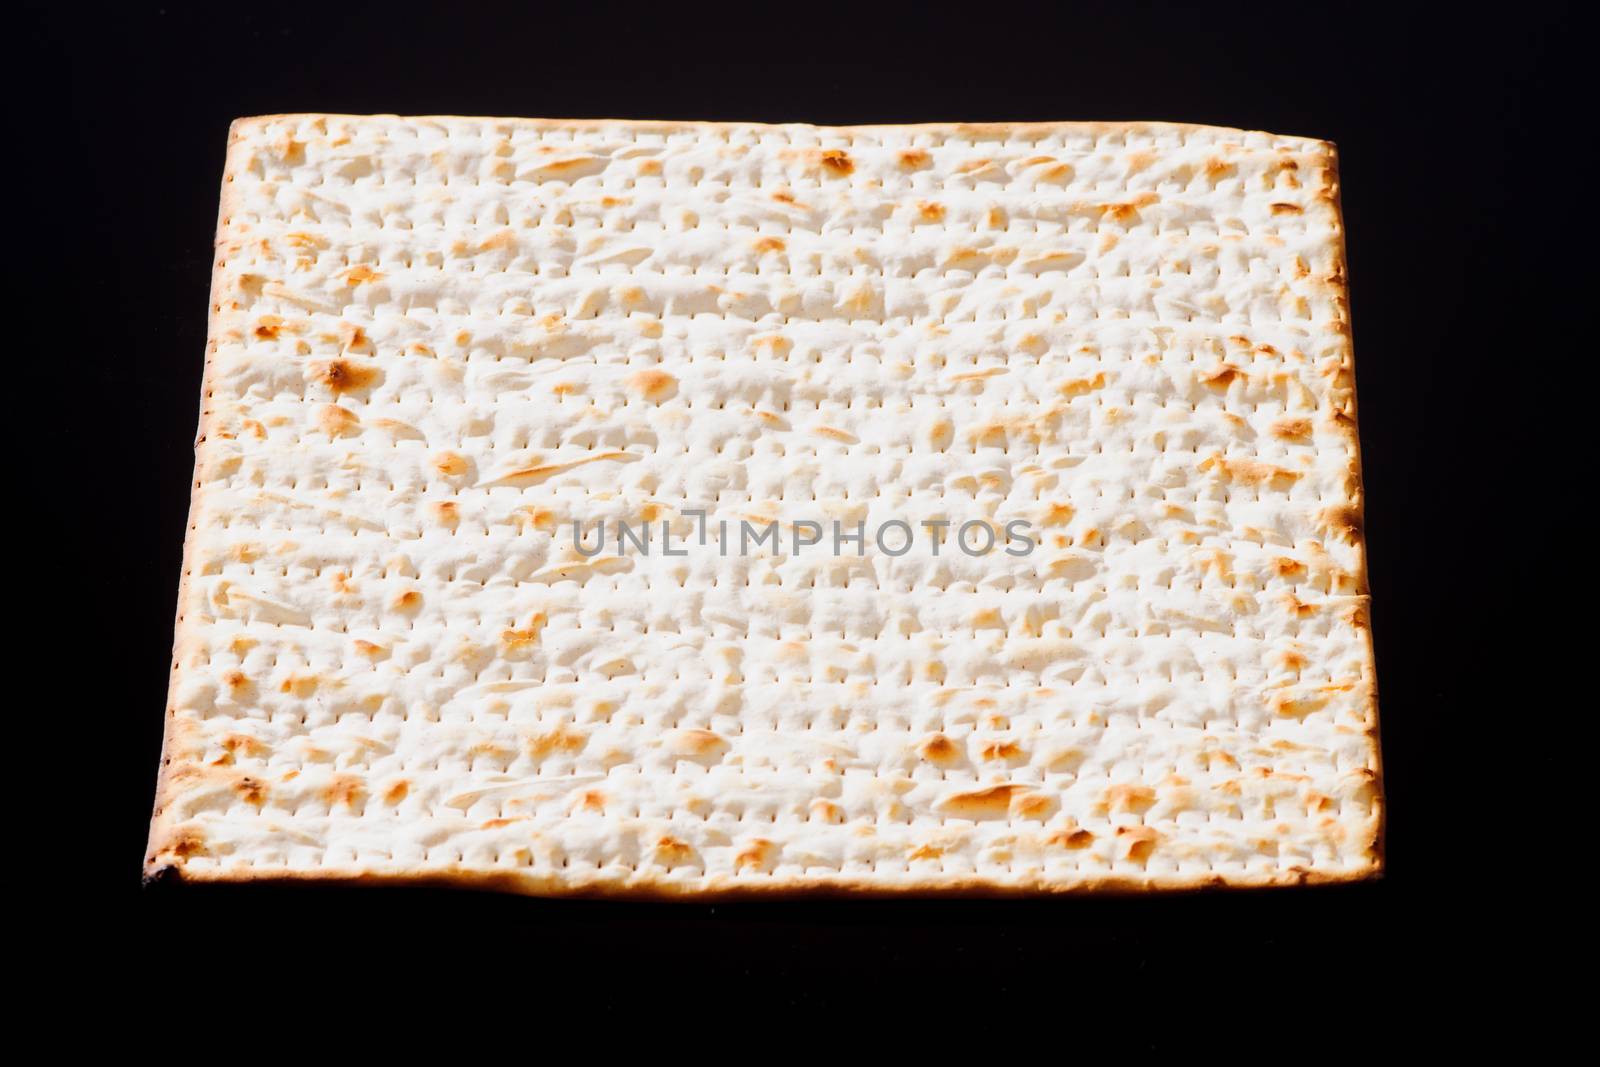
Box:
[146,859,1379,898]
[1318,140,1387,877]
[144,119,245,876]
[144,116,1383,895]
[211,114,1333,149]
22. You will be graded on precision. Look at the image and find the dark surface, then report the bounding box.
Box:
[33,0,1565,1022]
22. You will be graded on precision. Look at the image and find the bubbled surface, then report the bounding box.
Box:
[145,115,1382,895]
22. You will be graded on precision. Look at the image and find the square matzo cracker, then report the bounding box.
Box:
[146,116,1383,894]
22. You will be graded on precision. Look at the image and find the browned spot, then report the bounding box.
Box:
[309,359,378,396]
[1104,784,1156,815]
[669,728,728,758]
[898,148,930,169]
[980,739,1021,761]
[432,451,469,477]
[1009,792,1055,820]
[429,500,459,525]
[1100,192,1158,222]
[655,836,695,864]
[1271,416,1313,441]
[627,368,677,401]
[234,776,269,808]
[512,506,558,532]
[254,315,286,340]
[392,589,422,611]
[818,149,854,176]
[543,156,596,173]
[1020,156,1074,182]
[468,740,514,762]
[752,236,786,254]
[970,607,1003,630]
[1270,690,1327,719]
[950,367,1006,385]
[218,734,266,762]
[317,404,360,437]
[1194,549,1234,584]
[1124,150,1157,174]
[1199,454,1302,487]
[489,452,634,485]
[1282,593,1319,619]
[382,780,409,805]
[279,673,318,697]
[1270,202,1304,216]
[916,200,946,222]
[908,843,944,861]
[1058,372,1106,398]
[1117,825,1160,863]
[1048,828,1095,850]
[1275,557,1307,578]
[500,612,547,652]
[810,799,843,823]
[527,724,587,759]
[1203,157,1234,180]
[574,789,607,813]
[222,670,251,695]
[1200,363,1245,389]
[321,777,366,809]
[969,421,1008,448]
[938,783,1030,818]
[1042,502,1075,526]
[734,838,776,872]
[1278,648,1309,671]
[812,425,857,444]
[919,734,960,763]
[1014,333,1047,357]
[477,229,516,251]
[1320,504,1363,543]
[771,189,797,205]
[341,264,383,285]
[158,827,209,860]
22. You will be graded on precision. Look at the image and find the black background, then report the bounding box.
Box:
[32,0,1563,1028]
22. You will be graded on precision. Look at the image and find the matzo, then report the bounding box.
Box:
[145,115,1382,894]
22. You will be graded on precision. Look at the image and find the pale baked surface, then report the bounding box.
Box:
[145,115,1382,895]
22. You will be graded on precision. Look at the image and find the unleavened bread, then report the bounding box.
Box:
[146,116,1383,895]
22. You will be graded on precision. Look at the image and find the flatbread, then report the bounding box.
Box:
[145,115,1383,895]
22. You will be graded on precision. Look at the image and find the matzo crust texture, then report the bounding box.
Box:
[146,116,1382,896]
